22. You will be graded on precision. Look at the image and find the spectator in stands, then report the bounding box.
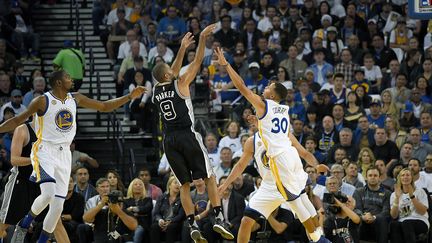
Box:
[253,206,297,242]
[279,45,307,82]
[305,136,325,164]
[399,142,414,165]
[106,0,132,27]
[415,77,432,104]
[138,167,163,200]
[82,178,137,243]
[332,104,351,131]
[389,168,429,243]
[214,15,239,50]
[239,18,262,53]
[23,76,45,107]
[124,178,153,243]
[128,69,153,134]
[60,176,85,242]
[369,34,397,71]
[409,128,432,163]
[231,50,248,79]
[343,162,364,188]
[285,85,306,122]
[315,115,339,157]
[353,166,391,243]
[0,89,25,122]
[118,30,147,64]
[372,128,400,166]
[381,90,399,119]
[304,106,320,134]
[244,61,268,96]
[347,34,365,66]
[214,147,233,182]
[309,48,333,86]
[353,115,375,150]
[148,38,174,64]
[328,73,349,105]
[409,88,432,119]
[0,39,16,71]
[0,73,12,106]
[106,170,126,194]
[218,121,241,153]
[52,40,85,91]
[367,99,386,128]
[292,119,308,146]
[329,164,356,197]
[156,5,187,50]
[106,8,133,64]
[357,147,376,178]
[204,133,220,169]
[375,159,395,191]
[118,41,148,91]
[150,176,184,243]
[203,176,245,242]
[385,73,411,105]
[142,22,157,52]
[399,102,420,131]
[408,158,432,193]
[248,37,270,63]
[421,154,432,178]
[259,52,277,79]
[419,111,432,143]
[381,59,401,91]
[400,49,422,86]
[334,48,359,84]
[70,141,99,171]
[11,62,30,93]
[232,174,254,200]
[326,128,359,165]
[73,166,98,202]
[294,78,313,110]
[389,18,412,52]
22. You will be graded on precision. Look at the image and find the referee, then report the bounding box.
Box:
[0,123,69,242]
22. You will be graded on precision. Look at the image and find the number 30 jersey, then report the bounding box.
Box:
[258,99,292,157]
[152,79,194,133]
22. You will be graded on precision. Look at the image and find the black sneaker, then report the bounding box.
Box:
[190,225,207,243]
[212,218,234,240]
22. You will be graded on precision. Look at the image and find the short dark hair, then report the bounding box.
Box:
[49,70,66,88]
[96,177,109,187]
[333,73,344,80]
[396,72,407,80]
[219,175,228,184]
[152,63,169,83]
[273,82,288,101]
[305,136,317,144]
[366,166,381,176]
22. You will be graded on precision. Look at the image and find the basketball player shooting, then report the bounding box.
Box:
[0,71,145,243]
[152,24,234,243]
[214,47,330,243]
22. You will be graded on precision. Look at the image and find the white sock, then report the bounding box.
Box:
[309,230,321,242]
[316,226,323,236]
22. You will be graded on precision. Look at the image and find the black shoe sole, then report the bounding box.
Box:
[190,229,208,243]
[213,224,234,240]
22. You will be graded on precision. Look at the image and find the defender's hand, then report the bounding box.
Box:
[200,24,216,37]
[181,32,195,49]
[215,47,228,66]
[129,86,146,99]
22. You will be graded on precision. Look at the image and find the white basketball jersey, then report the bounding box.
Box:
[253,133,275,188]
[258,99,292,157]
[34,92,77,145]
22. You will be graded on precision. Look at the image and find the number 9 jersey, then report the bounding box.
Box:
[258,99,292,157]
[152,80,194,133]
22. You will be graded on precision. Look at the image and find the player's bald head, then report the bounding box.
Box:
[152,63,171,83]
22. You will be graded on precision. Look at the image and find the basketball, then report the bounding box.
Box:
[225,0,242,5]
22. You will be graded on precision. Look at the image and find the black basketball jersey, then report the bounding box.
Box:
[18,123,37,179]
[152,80,194,133]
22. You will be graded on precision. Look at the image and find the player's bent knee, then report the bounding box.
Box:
[240,216,256,227]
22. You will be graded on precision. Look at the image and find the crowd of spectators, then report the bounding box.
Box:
[1,0,432,242]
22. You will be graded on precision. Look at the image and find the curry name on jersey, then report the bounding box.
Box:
[152,80,194,132]
[34,92,76,145]
[258,99,292,157]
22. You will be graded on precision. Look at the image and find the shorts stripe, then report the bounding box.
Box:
[0,168,18,223]
[32,116,44,182]
[269,158,288,200]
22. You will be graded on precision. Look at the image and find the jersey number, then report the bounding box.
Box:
[271,117,288,133]
[160,100,177,120]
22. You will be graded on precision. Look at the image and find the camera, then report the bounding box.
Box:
[108,190,123,204]
[323,192,348,214]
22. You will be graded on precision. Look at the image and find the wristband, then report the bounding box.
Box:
[410,195,416,199]
[127,94,132,100]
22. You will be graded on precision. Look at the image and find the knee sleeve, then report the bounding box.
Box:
[287,197,312,223]
[31,182,56,215]
[300,194,318,218]
[43,197,64,233]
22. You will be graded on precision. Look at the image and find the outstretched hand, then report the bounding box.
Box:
[129,86,146,99]
[181,32,195,49]
[215,47,228,66]
[200,23,216,37]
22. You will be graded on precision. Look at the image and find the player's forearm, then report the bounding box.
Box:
[194,35,207,64]
[224,157,249,187]
[86,157,99,168]
[171,45,187,77]
[0,117,22,134]
[101,95,131,112]
[117,210,138,230]
[11,156,31,166]
[225,64,248,93]
[83,204,103,223]
[303,152,319,167]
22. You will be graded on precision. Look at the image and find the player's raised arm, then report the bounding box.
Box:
[218,136,254,194]
[171,32,195,77]
[214,47,265,117]
[10,124,31,166]
[289,133,318,167]
[179,24,216,86]
[74,86,146,112]
[0,95,45,133]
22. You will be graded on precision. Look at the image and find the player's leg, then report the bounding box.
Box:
[300,193,322,231]
[237,216,256,243]
[164,137,206,243]
[186,131,233,240]
[53,218,70,243]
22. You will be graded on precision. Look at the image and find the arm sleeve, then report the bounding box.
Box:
[140,81,152,103]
